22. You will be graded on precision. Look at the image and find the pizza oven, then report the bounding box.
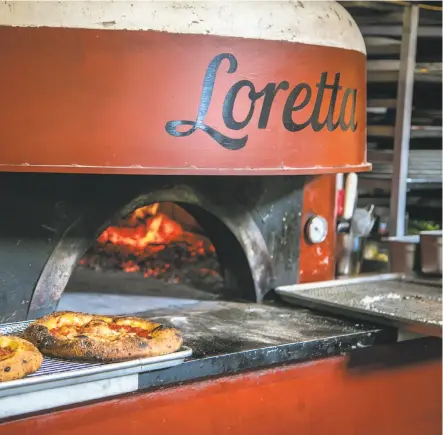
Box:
[0,1,369,323]
[0,173,339,321]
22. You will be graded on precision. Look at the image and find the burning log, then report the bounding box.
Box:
[80,203,223,291]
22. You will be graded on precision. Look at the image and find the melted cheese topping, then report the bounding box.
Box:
[109,324,151,338]
[50,319,152,341]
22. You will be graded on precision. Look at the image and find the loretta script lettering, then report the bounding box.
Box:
[165,53,358,150]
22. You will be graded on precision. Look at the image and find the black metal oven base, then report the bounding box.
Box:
[4,301,441,422]
[135,300,399,390]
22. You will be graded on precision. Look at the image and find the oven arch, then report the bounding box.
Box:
[27,184,273,319]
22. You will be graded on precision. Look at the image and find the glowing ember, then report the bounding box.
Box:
[79,203,222,289]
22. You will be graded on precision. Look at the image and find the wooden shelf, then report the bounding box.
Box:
[343,2,442,234]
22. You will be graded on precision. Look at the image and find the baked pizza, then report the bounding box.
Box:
[24,311,183,362]
[0,335,43,382]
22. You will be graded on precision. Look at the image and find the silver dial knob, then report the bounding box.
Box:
[305,215,328,244]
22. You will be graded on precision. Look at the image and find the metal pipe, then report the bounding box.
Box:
[389,5,419,237]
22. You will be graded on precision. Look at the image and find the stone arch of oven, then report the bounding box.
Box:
[27,183,273,319]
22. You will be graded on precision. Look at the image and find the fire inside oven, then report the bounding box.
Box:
[74,202,223,291]
[81,203,221,287]
[64,203,226,306]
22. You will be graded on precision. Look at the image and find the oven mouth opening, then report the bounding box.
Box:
[59,201,256,316]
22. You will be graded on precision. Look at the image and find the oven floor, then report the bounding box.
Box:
[58,269,395,360]
[60,293,392,360]
[132,300,392,359]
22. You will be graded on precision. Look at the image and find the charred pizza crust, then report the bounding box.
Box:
[24,311,183,362]
[0,335,43,382]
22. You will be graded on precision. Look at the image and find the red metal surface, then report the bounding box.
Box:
[299,174,337,283]
[1,355,440,435]
[0,27,368,175]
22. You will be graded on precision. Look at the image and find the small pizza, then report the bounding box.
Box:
[0,335,43,382]
[24,311,183,362]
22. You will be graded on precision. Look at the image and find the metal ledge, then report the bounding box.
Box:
[360,25,441,38]
[276,275,442,337]
[368,125,442,138]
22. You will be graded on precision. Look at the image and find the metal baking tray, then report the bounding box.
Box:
[0,320,192,398]
[276,274,442,337]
